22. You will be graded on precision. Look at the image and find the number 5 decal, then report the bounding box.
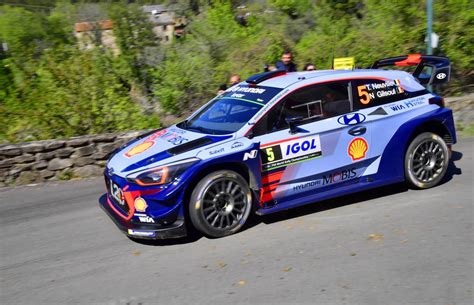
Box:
[266,147,275,162]
[357,85,371,105]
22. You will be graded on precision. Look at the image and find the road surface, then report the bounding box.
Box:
[1,138,472,305]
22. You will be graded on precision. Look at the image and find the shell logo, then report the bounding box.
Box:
[125,141,154,158]
[124,129,168,158]
[134,197,148,212]
[348,138,368,161]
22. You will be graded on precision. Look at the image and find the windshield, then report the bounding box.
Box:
[181,85,282,135]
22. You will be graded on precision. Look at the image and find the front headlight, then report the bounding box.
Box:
[127,158,199,186]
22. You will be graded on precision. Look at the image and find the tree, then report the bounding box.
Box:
[109,4,157,82]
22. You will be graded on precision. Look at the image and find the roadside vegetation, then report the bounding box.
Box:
[1,0,472,143]
[456,123,474,137]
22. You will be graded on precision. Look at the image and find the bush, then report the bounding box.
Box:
[1,1,472,143]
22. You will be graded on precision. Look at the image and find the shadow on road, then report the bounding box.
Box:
[131,150,463,246]
[254,183,409,227]
[438,150,463,186]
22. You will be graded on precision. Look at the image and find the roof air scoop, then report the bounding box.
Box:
[246,69,286,85]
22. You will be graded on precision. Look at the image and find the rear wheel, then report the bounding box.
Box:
[189,170,252,238]
[405,132,449,189]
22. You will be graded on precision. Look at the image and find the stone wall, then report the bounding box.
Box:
[445,93,474,128]
[0,130,149,187]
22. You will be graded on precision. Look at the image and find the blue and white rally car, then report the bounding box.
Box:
[100,54,456,239]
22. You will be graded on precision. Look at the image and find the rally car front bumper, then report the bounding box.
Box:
[99,194,187,239]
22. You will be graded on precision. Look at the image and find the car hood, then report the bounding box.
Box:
[106,126,233,177]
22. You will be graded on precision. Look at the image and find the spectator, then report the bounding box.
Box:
[217,84,227,95]
[264,64,277,72]
[303,63,316,71]
[275,51,297,72]
[229,74,241,86]
[217,74,241,95]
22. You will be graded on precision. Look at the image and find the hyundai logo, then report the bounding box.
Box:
[436,73,447,80]
[337,113,366,126]
[108,167,115,176]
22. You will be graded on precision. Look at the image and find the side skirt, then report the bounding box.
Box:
[255,175,404,216]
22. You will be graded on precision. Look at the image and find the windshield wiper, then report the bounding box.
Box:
[186,125,209,134]
[179,120,189,129]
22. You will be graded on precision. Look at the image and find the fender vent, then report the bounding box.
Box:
[443,134,453,145]
[167,138,213,155]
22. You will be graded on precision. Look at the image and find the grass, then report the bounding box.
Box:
[456,123,474,137]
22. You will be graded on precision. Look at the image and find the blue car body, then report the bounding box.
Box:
[100,55,456,239]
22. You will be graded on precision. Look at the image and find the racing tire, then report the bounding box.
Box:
[189,170,252,238]
[405,132,449,189]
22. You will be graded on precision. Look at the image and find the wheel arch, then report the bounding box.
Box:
[376,109,455,182]
[406,119,454,151]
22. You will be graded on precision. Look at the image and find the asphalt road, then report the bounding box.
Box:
[1,138,472,305]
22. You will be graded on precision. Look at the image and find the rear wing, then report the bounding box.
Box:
[371,54,450,86]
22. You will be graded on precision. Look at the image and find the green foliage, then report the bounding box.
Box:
[153,2,246,115]
[0,5,158,143]
[269,0,310,18]
[1,46,158,142]
[109,4,157,82]
[1,0,473,143]
[457,123,474,137]
[153,42,215,114]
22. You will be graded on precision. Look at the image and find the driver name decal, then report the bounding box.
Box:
[357,79,404,105]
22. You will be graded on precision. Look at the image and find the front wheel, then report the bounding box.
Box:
[405,132,449,189]
[189,170,252,238]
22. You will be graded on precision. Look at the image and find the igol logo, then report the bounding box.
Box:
[337,113,366,126]
[285,139,318,156]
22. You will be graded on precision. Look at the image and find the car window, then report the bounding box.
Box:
[351,79,408,109]
[181,85,283,135]
[252,81,351,136]
[208,103,230,120]
[186,98,262,134]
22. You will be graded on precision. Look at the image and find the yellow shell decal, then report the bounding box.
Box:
[125,141,154,158]
[124,129,168,158]
[134,197,148,212]
[348,138,368,161]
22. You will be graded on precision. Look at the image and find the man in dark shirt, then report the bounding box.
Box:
[275,51,297,72]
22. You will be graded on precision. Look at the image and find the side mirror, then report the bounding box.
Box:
[246,129,254,139]
[285,116,303,134]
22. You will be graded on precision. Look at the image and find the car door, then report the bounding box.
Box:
[349,77,426,178]
[250,81,373,208]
